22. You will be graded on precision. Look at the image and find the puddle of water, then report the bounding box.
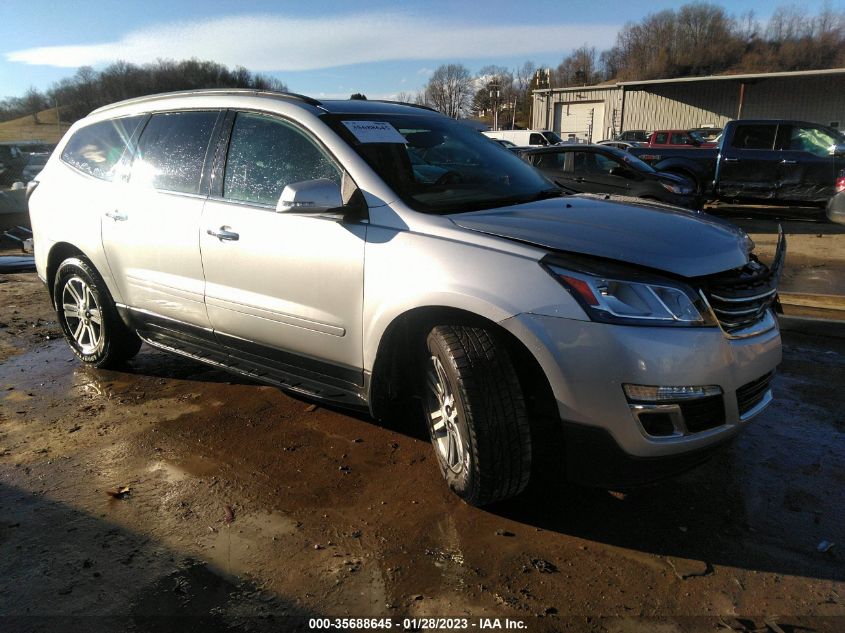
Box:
[147,456,219,484]
[204,511,298,573]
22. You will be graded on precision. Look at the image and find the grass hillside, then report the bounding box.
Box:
[0,107,71,143]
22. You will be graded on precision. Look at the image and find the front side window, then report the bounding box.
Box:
[529,133,547,145]
[785,125,838,157]
[323,112,556,214]
[223,113,341,206]
[670,133,689,145]
[592,152,623,174]
[61,116,145,181]
[130,111,219,194]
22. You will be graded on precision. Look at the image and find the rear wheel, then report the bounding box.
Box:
[54,257,141,368]
[422,325,532,506]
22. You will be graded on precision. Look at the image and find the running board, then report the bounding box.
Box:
[136,329,368,410]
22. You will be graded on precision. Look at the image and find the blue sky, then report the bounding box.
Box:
[0,0,838,101]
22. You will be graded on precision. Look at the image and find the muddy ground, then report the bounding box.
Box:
[1,216,844,633]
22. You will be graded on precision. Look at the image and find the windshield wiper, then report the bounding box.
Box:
[532,187,566,200]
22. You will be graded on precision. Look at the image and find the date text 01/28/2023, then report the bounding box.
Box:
[307,617,528,629]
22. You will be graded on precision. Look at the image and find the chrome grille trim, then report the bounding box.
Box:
[709,288,777,303]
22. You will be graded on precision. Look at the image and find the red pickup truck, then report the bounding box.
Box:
[647,130,717,148]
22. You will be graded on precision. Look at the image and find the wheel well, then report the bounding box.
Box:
[369,307,558,440]
[45,242,89,305]
[661,167,700,189]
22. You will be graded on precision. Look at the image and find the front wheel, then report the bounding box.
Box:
[422,325,532,506]
[54,257,142,368]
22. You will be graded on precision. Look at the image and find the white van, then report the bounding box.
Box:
[483,129,563,147]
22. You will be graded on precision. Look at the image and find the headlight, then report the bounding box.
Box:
[660,181,690,195]
[545,260,715,327]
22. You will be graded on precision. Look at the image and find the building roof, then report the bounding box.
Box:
[618,67,845,87]
[534,67,845,93]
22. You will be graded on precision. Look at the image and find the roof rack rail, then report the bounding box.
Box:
[372,100,438,113]
[89,89,323,116]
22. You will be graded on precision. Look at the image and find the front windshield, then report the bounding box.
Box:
[323,113,557,213]
[542,131,563,144]
[602,146,656,173]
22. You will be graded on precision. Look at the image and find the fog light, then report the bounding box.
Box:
[637,411,676,436]
[623,384,722,402]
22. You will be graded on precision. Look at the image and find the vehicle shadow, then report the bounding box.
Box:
[487,422,844,583]
[0,479,321,632]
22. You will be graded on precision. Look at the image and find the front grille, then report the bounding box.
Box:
[696,230,786,335]
[703,282,777,332]
[679,395,725,432]
[736,372,774,416]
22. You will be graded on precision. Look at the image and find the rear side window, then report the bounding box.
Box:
[731,125,777,150]
[223,112,341,206]
[130,111,219,194]
[61,116,144,181]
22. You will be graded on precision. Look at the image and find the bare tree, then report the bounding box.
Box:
[555,46,601,86]
[425,63,474,118]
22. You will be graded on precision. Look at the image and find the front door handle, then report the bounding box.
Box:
[780,159,797,164]
[105,211,128,221]
[723,157,740,163]
[207,226,240,241]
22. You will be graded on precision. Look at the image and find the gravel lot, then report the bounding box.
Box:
[1,214,844,633]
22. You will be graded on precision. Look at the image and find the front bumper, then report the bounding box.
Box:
[500,312,781,465]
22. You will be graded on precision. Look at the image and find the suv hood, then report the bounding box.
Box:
[450,196,749,278]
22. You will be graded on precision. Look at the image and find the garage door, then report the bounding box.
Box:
[554,102,605,143]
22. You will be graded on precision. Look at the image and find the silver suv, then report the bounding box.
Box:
[29,90,784,505]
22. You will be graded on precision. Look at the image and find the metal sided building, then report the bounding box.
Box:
[531,68,845,142]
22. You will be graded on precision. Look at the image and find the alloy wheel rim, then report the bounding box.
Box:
[61,276,103,355]
[425,355,466,474]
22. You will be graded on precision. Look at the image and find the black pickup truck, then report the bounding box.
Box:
[627,120,845,209]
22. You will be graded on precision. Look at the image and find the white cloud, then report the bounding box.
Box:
[7,13,620,70]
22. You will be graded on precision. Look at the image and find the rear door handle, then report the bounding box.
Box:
[722,157,740,163]
[207,226,239,241]
[780,159,797,164]
[104,211,128,221]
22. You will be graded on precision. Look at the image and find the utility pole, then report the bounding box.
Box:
[489,82,500,131]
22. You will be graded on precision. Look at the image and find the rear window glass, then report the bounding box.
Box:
[731,125,777,150]
[130,111,219,194]
[61,116,144,181]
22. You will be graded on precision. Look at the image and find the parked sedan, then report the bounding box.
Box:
[21,152,50,183]
[519,145,699,208]
[596,140,643,150]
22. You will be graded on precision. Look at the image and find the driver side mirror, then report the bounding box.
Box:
[276,178,343,215]
[609,166,633,178]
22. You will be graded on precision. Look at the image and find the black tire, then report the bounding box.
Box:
[53,257,142,368]
[421,325,532,506]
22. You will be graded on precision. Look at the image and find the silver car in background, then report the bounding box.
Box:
[28,90,784,505]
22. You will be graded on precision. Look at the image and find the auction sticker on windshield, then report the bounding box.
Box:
[342,120,407,144]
